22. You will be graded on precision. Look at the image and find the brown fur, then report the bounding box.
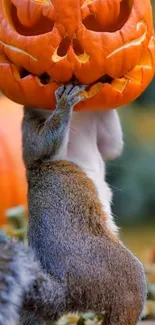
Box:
[0,85,147,325]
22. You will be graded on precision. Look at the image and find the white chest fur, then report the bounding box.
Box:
[67,111,121,235]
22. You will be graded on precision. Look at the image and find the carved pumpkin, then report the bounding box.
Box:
[0,97,27,225]
[0,0,154,111]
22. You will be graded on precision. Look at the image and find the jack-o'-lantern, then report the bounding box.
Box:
[0,0,154,111]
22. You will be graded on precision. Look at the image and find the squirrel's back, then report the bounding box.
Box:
[27,160,109,238]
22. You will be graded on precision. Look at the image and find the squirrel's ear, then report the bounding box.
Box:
[97,110,124,161]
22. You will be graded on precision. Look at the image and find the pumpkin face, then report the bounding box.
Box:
[0,97,27,225]
[0,0,154,111]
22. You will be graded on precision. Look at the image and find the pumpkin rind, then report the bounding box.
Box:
[0,0,154,110]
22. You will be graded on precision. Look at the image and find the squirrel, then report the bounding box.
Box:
[0,84,147,325]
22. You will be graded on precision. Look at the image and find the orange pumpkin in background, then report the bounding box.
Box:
[0,0,154,111]
[0,97,27,225]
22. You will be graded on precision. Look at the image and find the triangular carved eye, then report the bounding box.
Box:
[82,0,132,33]
[4,0,54,36]
[12,5,55,35]
[82,14,103,32]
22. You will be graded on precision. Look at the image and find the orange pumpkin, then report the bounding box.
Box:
[0,0,154,111]
[0,96,27,225]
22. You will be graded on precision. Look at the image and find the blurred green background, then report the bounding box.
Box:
[107,0,155,262]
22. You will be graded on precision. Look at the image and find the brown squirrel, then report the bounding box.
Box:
[0,85,147,325]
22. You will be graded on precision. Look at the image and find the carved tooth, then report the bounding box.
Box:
[111,78,128,92]
[81,83,102,98]
[125,66,142,85]
[35,77,46,86]
[12,65,21,81]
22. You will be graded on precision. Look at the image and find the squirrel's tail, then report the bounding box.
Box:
[0,234,66,325]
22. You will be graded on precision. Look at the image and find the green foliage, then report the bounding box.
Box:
[107,124,155,226]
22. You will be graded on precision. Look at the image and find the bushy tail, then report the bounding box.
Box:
[0,234,66,325]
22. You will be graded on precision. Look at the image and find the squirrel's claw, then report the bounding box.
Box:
[55,84,86,108]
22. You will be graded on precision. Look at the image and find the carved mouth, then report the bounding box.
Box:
[18,68,114,95]
[19,69,52,85]
[0,32,153,106]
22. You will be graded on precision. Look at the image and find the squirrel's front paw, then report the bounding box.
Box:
[55,84,86,108]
